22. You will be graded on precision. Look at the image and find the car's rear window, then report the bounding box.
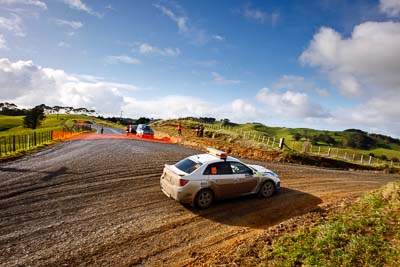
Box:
[175,158,200,174]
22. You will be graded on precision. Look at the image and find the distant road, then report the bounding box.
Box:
[92,124,125,134]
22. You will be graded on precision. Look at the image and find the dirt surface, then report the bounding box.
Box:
[1,137,399,266]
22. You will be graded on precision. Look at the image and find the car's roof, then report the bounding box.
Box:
[187,153,241,165]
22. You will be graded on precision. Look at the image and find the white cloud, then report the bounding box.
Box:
[122,96,260,122]
[380,0,400,17]
[105,4,115,11]
[236,5,279,24]
[58,41,70,48]
[0,14,25,37]
[54,19,83,29]
[62,0,102,18]
[153,4,187,32]
[0,34,7,49]
[107,55,140,65]
[0,57,261,121]
[212,35,225,41]
[329,93,400,136]
[300,22,400,97]
[0,58,137,115]
[274,75,329,97]
[138,43,180,57]
[0,0,47,10]
[256,88,329,118]
[212,72,241,85]
[153,3,220,46]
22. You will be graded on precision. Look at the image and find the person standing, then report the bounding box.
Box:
[199,125,204,137]
[195,125,200,137]
[100,126,104,134]
[177,123,183,136]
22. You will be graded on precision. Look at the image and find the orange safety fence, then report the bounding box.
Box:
[52,131,177,144]
[52,130,86,141]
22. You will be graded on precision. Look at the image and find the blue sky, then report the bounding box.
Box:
[1,0,400,137]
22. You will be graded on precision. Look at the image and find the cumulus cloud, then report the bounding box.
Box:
[300,21,400,136]
[137,43,180,57]
[0,14,25,37]
[107,55,140,65]
[256,88,329,118]
[62,0,102,18]
[53,19,83,29]
[329,93,400,136]
[0,57,262,121]
[380,0,400,17]
[123,96,260,122]
[0,0,47,10]
[0,58,136,115]
[300,22,400,97]
[274,75,329,96]
[212,72,241,85]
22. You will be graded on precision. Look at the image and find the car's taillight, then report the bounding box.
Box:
[179,179,189,186]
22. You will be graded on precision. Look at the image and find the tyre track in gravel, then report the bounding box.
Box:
[1,138,399,266]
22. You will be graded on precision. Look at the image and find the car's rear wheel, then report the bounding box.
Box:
[258,180,275,198]
[195,189,214,209]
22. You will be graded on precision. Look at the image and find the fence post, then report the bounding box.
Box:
[391,160,393,167]
[262,136,265,143]
[27,135,30,149]
[360,154,364,164]
[352,154,355,161]
[318,146,321,155]
[272,138,276,149]
[34,132,37,146]
[12,135,16,152]
[369,156,372,165]
[344,152,347,160]
[328,148,331,156]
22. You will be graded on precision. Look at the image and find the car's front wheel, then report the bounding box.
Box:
[195,189,214,209]
[258,180,275,198]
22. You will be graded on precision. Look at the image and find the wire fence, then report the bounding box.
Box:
[0,125,92,157]
[205,124,400,168]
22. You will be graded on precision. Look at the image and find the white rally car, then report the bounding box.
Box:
[160,148,281,209]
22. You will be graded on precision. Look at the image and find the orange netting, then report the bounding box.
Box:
[51,131,177,144]
[52,131,85,141]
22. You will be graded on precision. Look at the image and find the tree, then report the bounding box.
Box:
[23,105,46,129]
[136,117,151,124]
[292,133,302,141]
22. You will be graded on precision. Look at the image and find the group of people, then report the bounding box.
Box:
[195,125,204,137]
[177,122,204,137]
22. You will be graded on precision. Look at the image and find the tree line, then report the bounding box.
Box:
[292,129,400,150]
[0,103,96,129]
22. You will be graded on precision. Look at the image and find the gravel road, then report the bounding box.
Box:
[0,138,399,266]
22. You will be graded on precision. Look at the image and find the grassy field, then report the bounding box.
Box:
[257,181,400,266]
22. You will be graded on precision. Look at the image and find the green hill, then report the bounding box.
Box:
[153,119,400,162]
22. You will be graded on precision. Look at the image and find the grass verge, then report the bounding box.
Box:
[249,181,400,266]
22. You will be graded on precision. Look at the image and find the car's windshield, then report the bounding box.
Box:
[175,158,200,174]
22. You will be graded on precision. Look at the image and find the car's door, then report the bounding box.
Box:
[228,161,258,194]
[204,162,239,198]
